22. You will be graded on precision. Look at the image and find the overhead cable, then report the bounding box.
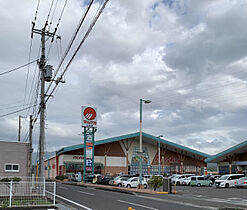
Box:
[45,0,95,95]
[0,60,38,76]
[0,104,37,118]
[46,0,110,104]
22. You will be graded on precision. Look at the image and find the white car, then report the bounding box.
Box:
[214,174,245,188]
[122,177,148,188]
[172,174,194,185]
[112,176,130,187]
[182,177,192,186]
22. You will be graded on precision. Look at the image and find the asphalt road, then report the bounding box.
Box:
[55,183,212,210]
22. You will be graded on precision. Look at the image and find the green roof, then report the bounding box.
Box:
[56,132,210,158]
[206,140,247,163]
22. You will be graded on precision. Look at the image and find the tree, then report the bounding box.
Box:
[148,176,163,191]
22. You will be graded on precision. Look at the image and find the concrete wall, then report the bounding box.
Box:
[0,141,29,177]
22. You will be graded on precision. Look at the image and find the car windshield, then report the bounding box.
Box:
[121,177,128,181]
[239,177,247,180]
[114,176,121,181]
[219,175,229,180]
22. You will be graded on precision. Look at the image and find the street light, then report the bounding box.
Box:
[157,135,163,175]
[139,99,151,188]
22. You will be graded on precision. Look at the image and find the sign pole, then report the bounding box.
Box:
[92,128,95,175]
[83,127,86,183]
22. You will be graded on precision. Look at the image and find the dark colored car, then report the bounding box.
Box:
[100,176,114,185]
[84,174,95,183]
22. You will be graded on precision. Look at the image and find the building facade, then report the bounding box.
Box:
[45,132,209,178]
[0,141,29,177]
[206,140,247,175]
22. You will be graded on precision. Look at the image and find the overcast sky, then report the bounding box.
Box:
[1,0,247,155]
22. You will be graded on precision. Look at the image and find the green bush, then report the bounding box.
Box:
[148,176,163,191]
[0,177,21,182]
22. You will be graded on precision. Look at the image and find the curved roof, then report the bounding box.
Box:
[206,140,247,163]
[56,132,210,159]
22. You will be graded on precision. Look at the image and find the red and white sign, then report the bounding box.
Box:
[81,106,97,128]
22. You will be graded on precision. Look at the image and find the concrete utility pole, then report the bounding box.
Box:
[32,25,55,178]
[18,115,21,142]
[39,28,46,178]
[29,115,33,177]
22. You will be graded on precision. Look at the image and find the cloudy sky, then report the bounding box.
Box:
[1,0,247,155]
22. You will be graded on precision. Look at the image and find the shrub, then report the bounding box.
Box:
[148,176,163,191]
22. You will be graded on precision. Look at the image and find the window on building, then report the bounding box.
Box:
[4,164,20,172]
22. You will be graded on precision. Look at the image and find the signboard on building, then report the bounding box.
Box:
[86,159,92,167]
[81,106,97,128]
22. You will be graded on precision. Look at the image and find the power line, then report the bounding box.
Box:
[45,0,95,95]
[0,104,37,118]
[46,0,110,104]
[0,60,38,76]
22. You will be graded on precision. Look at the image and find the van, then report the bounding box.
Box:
[190,176,212,187]
[214,174,245,188]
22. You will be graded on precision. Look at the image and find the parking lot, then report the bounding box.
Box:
[174,185,247,206]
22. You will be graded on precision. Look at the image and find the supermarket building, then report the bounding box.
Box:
[45,132,209,179]
[206,140,247,175]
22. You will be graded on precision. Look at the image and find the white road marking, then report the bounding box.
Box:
[50,193,93,210]
[136,195,217,210]
[117,200,159,210]
[59,186,68,190]
[87,187,96,190]
[78,191,94,196]
[227,197,242,200]
[195,195,203,197]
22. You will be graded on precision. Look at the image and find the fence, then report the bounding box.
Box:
[0,180,56,208]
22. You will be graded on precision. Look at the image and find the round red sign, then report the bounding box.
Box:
[83,107,96,120]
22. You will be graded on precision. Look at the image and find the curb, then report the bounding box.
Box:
[60,181,170,195]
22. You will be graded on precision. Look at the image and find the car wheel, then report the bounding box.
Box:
[209,183,212,187]
[127,184,131,188]
[237,186,240,189]
[225,183,229,188]
[176,182,180,186]
[117,183,122,187]
[197,183,201,187]
[188,182,190,186]
[144,184,147,189]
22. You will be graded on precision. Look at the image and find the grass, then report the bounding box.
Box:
[0,196,53,208]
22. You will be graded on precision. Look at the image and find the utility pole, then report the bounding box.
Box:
[18,115,21,142]
[32,25,56,178]
[39,28,46,178]
[29,115,33,177]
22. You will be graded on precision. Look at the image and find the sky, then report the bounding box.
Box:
[1,0,247,156]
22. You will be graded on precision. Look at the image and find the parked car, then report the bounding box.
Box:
[182,177,192,186]
[143,175,152,182]
[235,177,247,189]
[209,175,221,184]
[109,175,136,186]
[100,175,113,185]
[190,176,212,187]
[109,176,121,185]
[122,177,148,188]
[172,174,194,185]
[214,174,245,188]
[112,176,129,187]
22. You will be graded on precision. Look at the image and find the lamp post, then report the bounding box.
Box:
[157,135,163,175]
[139,99,151,187]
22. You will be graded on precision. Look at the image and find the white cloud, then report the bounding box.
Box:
[1,0,247,155]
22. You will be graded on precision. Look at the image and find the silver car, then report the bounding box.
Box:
[235,177,247,189]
